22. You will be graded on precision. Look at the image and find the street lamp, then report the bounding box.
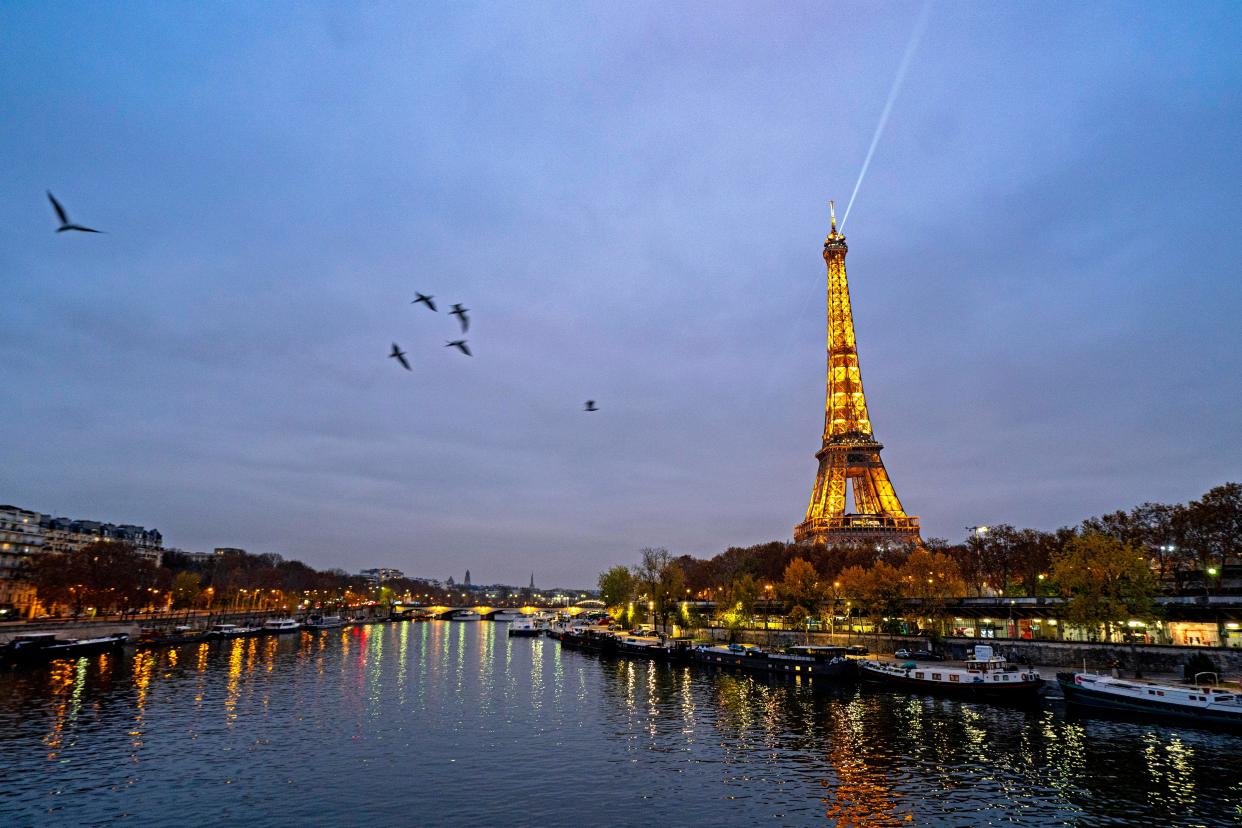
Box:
[764,584,773,644]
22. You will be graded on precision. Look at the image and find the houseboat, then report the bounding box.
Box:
[449,610,480,622]
[1,632,129,665]
[208,623,263,639]
[489,610,521,622]
[303,615,346,631]
[859,645,1044,700]
[691,643,858,680]
[559,627,619,655]
[1058,671,1242,730]
[614,632,693,661]
[136,625,212,647]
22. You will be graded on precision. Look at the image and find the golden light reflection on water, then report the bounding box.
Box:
[224,639,245,724]
[130,649,155,753]
[42,659,78,759]
[820,695,904,826]
[678,666,696,737]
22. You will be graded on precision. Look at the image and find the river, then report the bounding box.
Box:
[1,622,1240,826]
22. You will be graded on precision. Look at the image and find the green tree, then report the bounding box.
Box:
[633,547,684,633]
[598,565,636,622]
[780,558,820,642]
[838,561,902,643]
[1179,483,1242,592]
[898,548,964,635]
[1050,532,1160,642]
[170,571,202,610]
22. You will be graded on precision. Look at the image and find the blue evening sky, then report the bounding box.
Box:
[2,2,1240,587]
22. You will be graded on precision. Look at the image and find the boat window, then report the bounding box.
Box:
[949,675,959,682]
[916,672,924,679]
[1214,695,1233,702]
[1002,675,1008,681]
[1148,690,1156,695]
[932,673,941,681]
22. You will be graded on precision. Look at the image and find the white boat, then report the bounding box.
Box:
[490,610,521,622]
[261,618,302,634]
[449,610,480,622]
[1058,671,1242,730]
[303,615,346,631]
[508,617,544,637]
[208,624,262,639]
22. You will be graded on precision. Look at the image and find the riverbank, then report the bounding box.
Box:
[701,627,1242,676]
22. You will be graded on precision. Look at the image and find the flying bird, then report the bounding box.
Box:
[584,400,598,412]
[389,343,411,371]
[47,191,102,233]
[445,340,472,357]
[449,303,470,333]
[411,293,437,312]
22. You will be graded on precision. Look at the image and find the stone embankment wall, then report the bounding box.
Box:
[699,627,1242,674]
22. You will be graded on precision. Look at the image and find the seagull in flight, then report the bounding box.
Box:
[389,343,411,371]
[445,340,472,357]
[449,303,469,333]
[47,191,102,233]
[411,293,437,312]
[584,400,598,412]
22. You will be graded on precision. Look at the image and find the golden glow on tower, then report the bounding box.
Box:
[795,203,919,546]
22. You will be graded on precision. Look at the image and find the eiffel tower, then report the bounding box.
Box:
[794,203,920,546]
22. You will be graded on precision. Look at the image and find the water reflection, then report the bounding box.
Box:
[2,626,1241,826]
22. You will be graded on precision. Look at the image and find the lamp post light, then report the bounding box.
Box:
[763,584,774,645]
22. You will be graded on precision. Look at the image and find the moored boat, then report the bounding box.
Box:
[559,627,619,655]
[261,618,302,634]
[508,617,544,637]
[489,610,521,622]
[614,632,693,661]
[1058,671,1242,730]
[859,645,1044,699]
[692,643,857,680]
[1,632,129,665]
[136,625,212,647]
[208,623,263,639]
[303,614,346,631]
[449,610,480,622]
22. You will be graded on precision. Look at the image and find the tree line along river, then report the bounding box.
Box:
[0,621,1240,826]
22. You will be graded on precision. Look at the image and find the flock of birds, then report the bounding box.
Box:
[389,291,472,370]
[46,191,600,414]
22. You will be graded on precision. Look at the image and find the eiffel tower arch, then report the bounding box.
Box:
[794,204,921,547]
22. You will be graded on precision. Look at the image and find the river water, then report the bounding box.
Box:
[1,622,1239,826]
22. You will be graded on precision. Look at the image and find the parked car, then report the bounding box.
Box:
[845,645,869,656]
[895,648,945,661]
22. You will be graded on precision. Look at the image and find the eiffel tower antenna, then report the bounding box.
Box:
[794,206,920,548]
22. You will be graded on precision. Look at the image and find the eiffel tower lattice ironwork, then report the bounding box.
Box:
[794,202,920,546]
